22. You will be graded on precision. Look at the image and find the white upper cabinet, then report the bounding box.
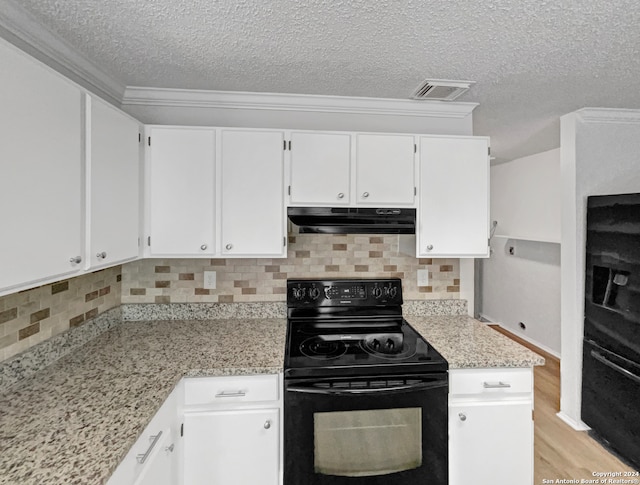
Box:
[147,126,216,257]
[355,134,416,206]
[220,129,286,257]
[87,96,141,269]
[288,131,416,207]
[289,131,352,205]
[418,136,490,258]
[0,39,84,294]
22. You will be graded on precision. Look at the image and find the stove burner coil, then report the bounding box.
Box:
[360,335,417,360]
[299,337,347,360]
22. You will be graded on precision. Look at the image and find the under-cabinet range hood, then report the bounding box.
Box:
[287,207,416,234]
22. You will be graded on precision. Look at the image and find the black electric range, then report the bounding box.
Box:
[283,278,449,485]
[284,278,448,378]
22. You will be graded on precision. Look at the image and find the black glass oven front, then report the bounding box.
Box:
[284,373,448,485]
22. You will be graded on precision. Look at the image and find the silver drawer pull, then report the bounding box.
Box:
[136,431,162,464]
[483,381,511,389]
[264,420,272,429]
[458,413,467,421]
[215,390,246,398]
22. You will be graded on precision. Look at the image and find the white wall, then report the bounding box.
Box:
[480,149,561,356]
[491,149,561,243]
[559,108,640,429]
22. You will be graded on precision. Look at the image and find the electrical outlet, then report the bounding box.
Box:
[204,271,217,289]
[417,269,429,287]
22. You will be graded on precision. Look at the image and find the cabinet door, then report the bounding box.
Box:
[418,136,489,257]
[289,132,351,205]
[184,408,280,485]
[107,382,182,485]
[0,39,83,292]
[88,97,140,268]
[449,401,533,485]
[220,130,285,257]
[134,428,176,485]
[356,134,415,205]
[148,127,215,256]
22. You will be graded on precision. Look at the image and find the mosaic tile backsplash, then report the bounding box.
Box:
[121,233,460,304]
[0,267,122,362]
[0,233,460,363]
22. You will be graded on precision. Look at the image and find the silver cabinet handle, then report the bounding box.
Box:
[69,256,82,264]
[362,192,369,198]
[215,390,246,398]
[426,245,433,251]
[337,192,344,199]
[458,413,467,421]
[483,381,512,389]
[96,252,107,259]
[165,444,174,453]
[200,244,207,251]
[225,244,233,250]
[136,431,162,464]
[264,420,272,429]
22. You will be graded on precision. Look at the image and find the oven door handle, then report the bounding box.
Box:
[591,350,640,385]
[286,379,447,395]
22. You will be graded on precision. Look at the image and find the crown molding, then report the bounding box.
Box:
[0,0,125,105]
[576,108,640,124]
[0,0,478,119]
[123,86,478,119]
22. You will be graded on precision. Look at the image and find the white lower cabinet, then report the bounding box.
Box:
[184,408,279,485]
[182,374,282,485]
[107,383,182,485]
[448,368,534,485]
[134,427,176,485]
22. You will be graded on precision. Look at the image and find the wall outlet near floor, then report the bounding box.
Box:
[417,269,429,287]
[204,271,217,289]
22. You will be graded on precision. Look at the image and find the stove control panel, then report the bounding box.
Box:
[287,279,403,307]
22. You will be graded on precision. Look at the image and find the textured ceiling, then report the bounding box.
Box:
[12,0,640,161]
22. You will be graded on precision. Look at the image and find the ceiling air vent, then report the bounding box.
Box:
[410,79,474,101]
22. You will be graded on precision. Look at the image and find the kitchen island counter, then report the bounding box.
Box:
[0,309,542,485]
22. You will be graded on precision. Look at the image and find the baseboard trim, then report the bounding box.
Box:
[556,411,591,431]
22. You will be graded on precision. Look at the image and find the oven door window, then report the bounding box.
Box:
[313,407,421,477]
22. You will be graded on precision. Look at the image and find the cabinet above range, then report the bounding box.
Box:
[144,125,490,259]
[288,132,416,207]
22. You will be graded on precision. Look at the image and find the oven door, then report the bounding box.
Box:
[284,373,448,485]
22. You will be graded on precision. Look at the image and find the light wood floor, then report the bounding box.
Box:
[489,326,636,482]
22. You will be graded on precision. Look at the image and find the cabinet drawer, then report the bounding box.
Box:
[450,368,532,398]
[184,374,279,406]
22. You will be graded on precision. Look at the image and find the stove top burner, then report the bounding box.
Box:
[285,278,448,378]
[299,337,348,360]
[360,333,416,360]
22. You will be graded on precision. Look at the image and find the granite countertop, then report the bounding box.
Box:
[407,315,545,368]
[0,318,287,485]
[0,311,543,485]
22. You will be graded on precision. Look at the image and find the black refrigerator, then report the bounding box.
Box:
[582,193,640,471]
